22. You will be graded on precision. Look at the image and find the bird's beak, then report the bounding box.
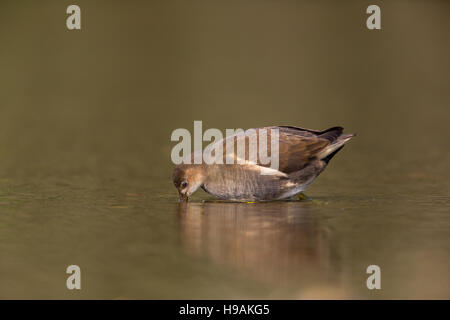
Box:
[179,193,188,203]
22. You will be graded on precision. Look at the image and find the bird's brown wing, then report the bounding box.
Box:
[212,126,339,174]
[275,127,331,173]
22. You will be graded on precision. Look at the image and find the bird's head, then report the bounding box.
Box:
[172,164,206,202]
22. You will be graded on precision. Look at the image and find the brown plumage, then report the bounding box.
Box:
[173,126,355,202]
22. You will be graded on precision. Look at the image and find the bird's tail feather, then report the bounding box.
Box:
[318,133,355,164]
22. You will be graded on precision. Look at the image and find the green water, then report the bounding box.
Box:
[0,0,449,299]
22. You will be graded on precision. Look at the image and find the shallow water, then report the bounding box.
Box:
[0,0,449,299]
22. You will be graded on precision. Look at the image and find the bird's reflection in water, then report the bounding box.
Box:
[177,201,347,298]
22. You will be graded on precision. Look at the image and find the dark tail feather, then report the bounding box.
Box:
[318,127,344,143]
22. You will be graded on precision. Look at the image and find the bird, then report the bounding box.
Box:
[173,125,355,202]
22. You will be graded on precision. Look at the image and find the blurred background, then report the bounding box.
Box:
[0,0,448,299]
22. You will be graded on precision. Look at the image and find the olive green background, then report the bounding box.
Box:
[0,0,449,299]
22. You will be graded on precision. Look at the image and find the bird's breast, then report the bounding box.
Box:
[202,164,301,201]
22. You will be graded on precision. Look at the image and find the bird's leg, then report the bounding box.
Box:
[297,192,311,201]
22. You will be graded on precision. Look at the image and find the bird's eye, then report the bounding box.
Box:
[181,181,188,189]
